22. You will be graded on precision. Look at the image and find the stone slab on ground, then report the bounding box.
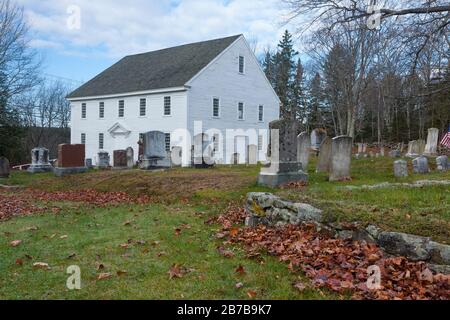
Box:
[53,167,88,177]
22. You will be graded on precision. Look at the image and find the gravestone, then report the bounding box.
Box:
[258,119,307,187]
[193,133,214,168]
[394,160,408,177]
[436,155,448,171]
[98,151,110,169]
[406,140,425,157]
[423,128,439,156]
[113,150,127,168]
[85,158,93,168]
[412,156,429,174]
[126,147,134,169]
[316,137,332,173]
[329,136,353,181]
[380,147,385,157]
[231,153,239,165]
[248,144,258,165]
[311,129,326,151]
[141,131,170,169]
[53,144,88,177]
[27,147,53,173]
[171,146,182,167]
[389,150,401,158]
[0,157,10,178]
[297,132,311,171]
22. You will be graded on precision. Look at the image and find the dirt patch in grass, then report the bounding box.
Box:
[20,169,256,202]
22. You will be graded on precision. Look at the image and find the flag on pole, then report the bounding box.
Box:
[440,125,450,148]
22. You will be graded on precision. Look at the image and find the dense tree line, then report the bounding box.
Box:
[264,1,449,144]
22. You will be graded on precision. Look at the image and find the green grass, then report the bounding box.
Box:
[0,204,333,300]
[0,157,448,299]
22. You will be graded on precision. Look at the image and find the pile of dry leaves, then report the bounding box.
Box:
[0,188,153,221]
[211,206,450,300]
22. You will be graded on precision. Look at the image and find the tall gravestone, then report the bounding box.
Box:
[171,146,182,167]
[98,151,110,169]
[248,144,258,165]
[406,140,425,157]
[329,136,353,181]
[126,147,134,169]
[258,119,307,187]
[297,132,311,171]
[310,129,326,151]
[413,156,429,174]
[423,128,439,156]
[0,157,10,178]
[193,133,214,168]
[316,137,332,173]
[141,131,170,170]
[436,155,448,171]
[28,147,53,173]
[113,150,127,168]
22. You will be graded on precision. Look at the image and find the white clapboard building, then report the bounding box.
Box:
[67,35,280,166]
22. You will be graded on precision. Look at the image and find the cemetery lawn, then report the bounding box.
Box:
[0,157,449,299]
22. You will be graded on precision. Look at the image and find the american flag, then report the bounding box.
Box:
[441,125,450,149]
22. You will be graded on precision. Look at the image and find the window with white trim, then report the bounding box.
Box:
[99,102,104,118]
[213,98,220,118]
[164,96,171,115]
[140,98,146,116]
[81,133,86,145]
[81,103,86,119]
[239,56,245,74]
[118,100,125,118]
[164,133,171,151]
[238,102,244,120]
[258,135,263,151]
[258,105,264,122]
[99,133,104,149]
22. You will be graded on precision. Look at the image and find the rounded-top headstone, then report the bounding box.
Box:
[329,136,353,181]
[0,157,10,178]
[412,156,429,174]
[394,160,408,177]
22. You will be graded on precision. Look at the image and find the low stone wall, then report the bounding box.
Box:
[245,192,450,272]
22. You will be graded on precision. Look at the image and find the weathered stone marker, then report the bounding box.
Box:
[248,144,258,165]
[316,137,332,173]
[394,160,408,177]
[412,156,429,174]
[436,155,448,171]
[85,158,93,168]
[126,147,134,169]
[193,133,214,168]
[258,119,307,187]
[141,131,170,169]
[231,153,239,165]
[423,128,439,156]
[171,146,182,167]
[329,136,353,181]
[0,157,10,178]
[297,132,311,171]
[28,147,53,173]
[98,151,110,169]
[310,129,326,151]
[389,149,401,158]
[406,139,426,157]
[113,150,127,168]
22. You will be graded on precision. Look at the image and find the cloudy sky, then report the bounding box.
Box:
[17,0,296,85]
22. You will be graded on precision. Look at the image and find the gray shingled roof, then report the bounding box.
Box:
[67,35,242,99]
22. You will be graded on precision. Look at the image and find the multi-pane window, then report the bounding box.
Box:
[213,98,220,117]
[239,56,245,74]
[238,102,244,120]
[164,133,171,152]
[258,105,264,122]
[99,133,104,149]
[118,100,125,117]
[258,135,263,151]
[140,98,147,116]
[99,102,105,118]
[81,133,86,145]
[81,103,86,119]
[164,96,171,116]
